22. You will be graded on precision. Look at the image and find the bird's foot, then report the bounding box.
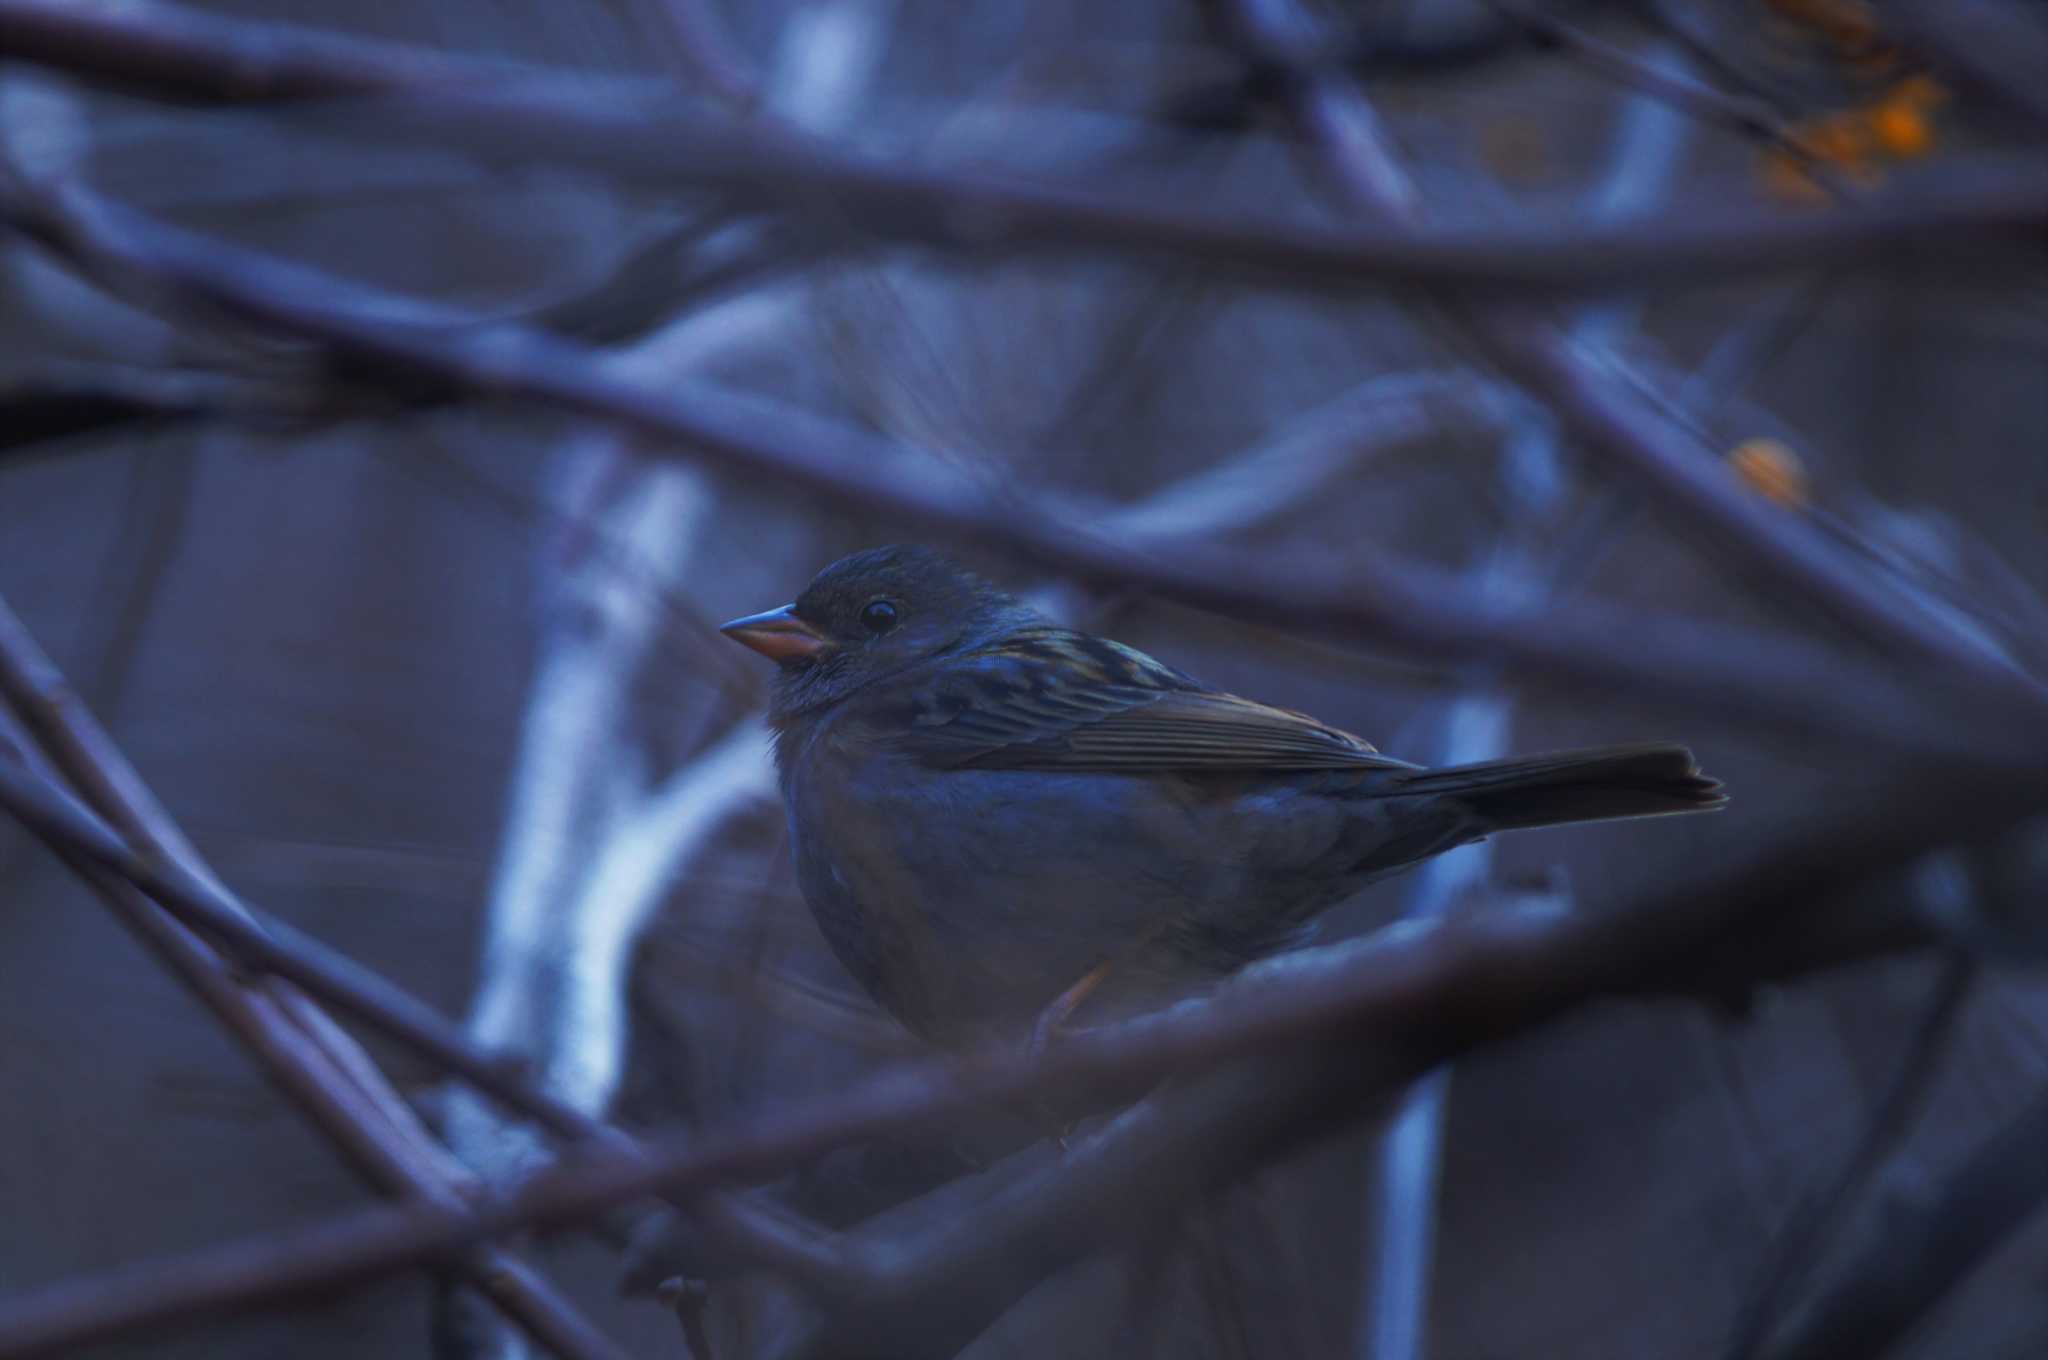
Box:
[1019,963,1118,1153]
[1026,960,1115,1059]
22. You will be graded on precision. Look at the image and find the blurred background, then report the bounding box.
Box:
[1,1,2045,1357]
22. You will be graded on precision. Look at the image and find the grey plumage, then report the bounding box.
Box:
[726,546,1723,1047]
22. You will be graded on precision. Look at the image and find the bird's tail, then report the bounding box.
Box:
[1388,742,1723,832]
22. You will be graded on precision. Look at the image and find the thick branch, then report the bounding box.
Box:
[1225,0,2048,726]
[0,362,307,453]
[0,0,529,100]
[0,616,628,1360]
[0,737,2035,1359]
[1,184,2036,773]
[0,1,2043,297]
[786,1049,1388,1360]
[0,618,850,1303]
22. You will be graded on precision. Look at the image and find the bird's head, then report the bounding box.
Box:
[721,545,1041,720]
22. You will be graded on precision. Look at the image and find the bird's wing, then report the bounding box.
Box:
[885,628,1413,773]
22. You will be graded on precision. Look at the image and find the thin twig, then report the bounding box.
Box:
[375,445,763,702]
[5,1,2043,732]
[0,182,2034,772]
[0,606,632,1360]
[0,599,872,1306]
[647,0,762,112]
[0,751,619,1143]
[1880,0,2048,133]
[1721,950,1978,1359]
[0,361,308,452]
[0,3,2043,297]
[0,738,2035,1359]
[1481,0,1843,184]
[1217,0,2048,723]
[1215,20,2038,1357]
[1762,1079,2048,1360]
[1636,0,1805,114]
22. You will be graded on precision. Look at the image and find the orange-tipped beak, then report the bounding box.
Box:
[719,604,829,662]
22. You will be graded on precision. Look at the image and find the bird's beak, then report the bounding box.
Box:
[719,604,830,662]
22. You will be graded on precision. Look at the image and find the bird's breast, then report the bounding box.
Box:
[782,729,1386,1040]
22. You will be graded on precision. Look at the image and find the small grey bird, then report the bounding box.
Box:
[723,546,1722,1049]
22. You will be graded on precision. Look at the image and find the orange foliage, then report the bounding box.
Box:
[1757,0,1950,196]
[1762,75,1947,198]
[1727,438,1811,509]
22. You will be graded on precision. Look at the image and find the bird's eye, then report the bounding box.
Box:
[859,599,899,634]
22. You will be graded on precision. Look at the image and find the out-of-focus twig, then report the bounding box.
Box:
[7,2,2045,735]
[645,0,762,112]
[1480,0,1841,183]
[0,748,623,1145]
[1222,0,2048,726]
[0,1,2033,1356]
[0,589,858,1321]
[1722,950,1978,1360]
[374,444,763,703]
[0,599,635,1360]
[1,181,2035,772]
[1760,1076,2048,1360]
[444,21,880,1351]
[0,0,536,100]
[1,2,2043,297]
[1636,0,1803,113]
[1880,0,2048,132]
[0,726,2037,1359]
[1214,18,2037,1357]
[1099,369,1506,542]
[0,360,310,452]
[1355,49,1700,1347]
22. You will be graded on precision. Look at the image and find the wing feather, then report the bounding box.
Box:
[886,629,1408,774]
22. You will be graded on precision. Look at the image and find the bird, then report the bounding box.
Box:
[722,545,1723,1051]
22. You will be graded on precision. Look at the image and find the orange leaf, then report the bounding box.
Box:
[1728,439,1810,509]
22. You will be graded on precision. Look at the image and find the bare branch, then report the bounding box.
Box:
[0,746,616,1145]
[0,615,630,1360]
[0,2,2042,298]
[1723,950,1977,1360]
[0,594,872,1314]
[0,2,2035,1356]
[1,182,2034,772]
[643,0,763,112]
[1881,0,2048,132]
[1480,0,1840,182]
[1761,1077,2048,1360]
[0,360,308,453]
[1216,0,2048,724]
[0,724,2035,1359]
[1098,369,1507,542]
[0,0,543,101]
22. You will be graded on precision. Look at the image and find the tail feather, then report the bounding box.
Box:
[1390,742,1723,832]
